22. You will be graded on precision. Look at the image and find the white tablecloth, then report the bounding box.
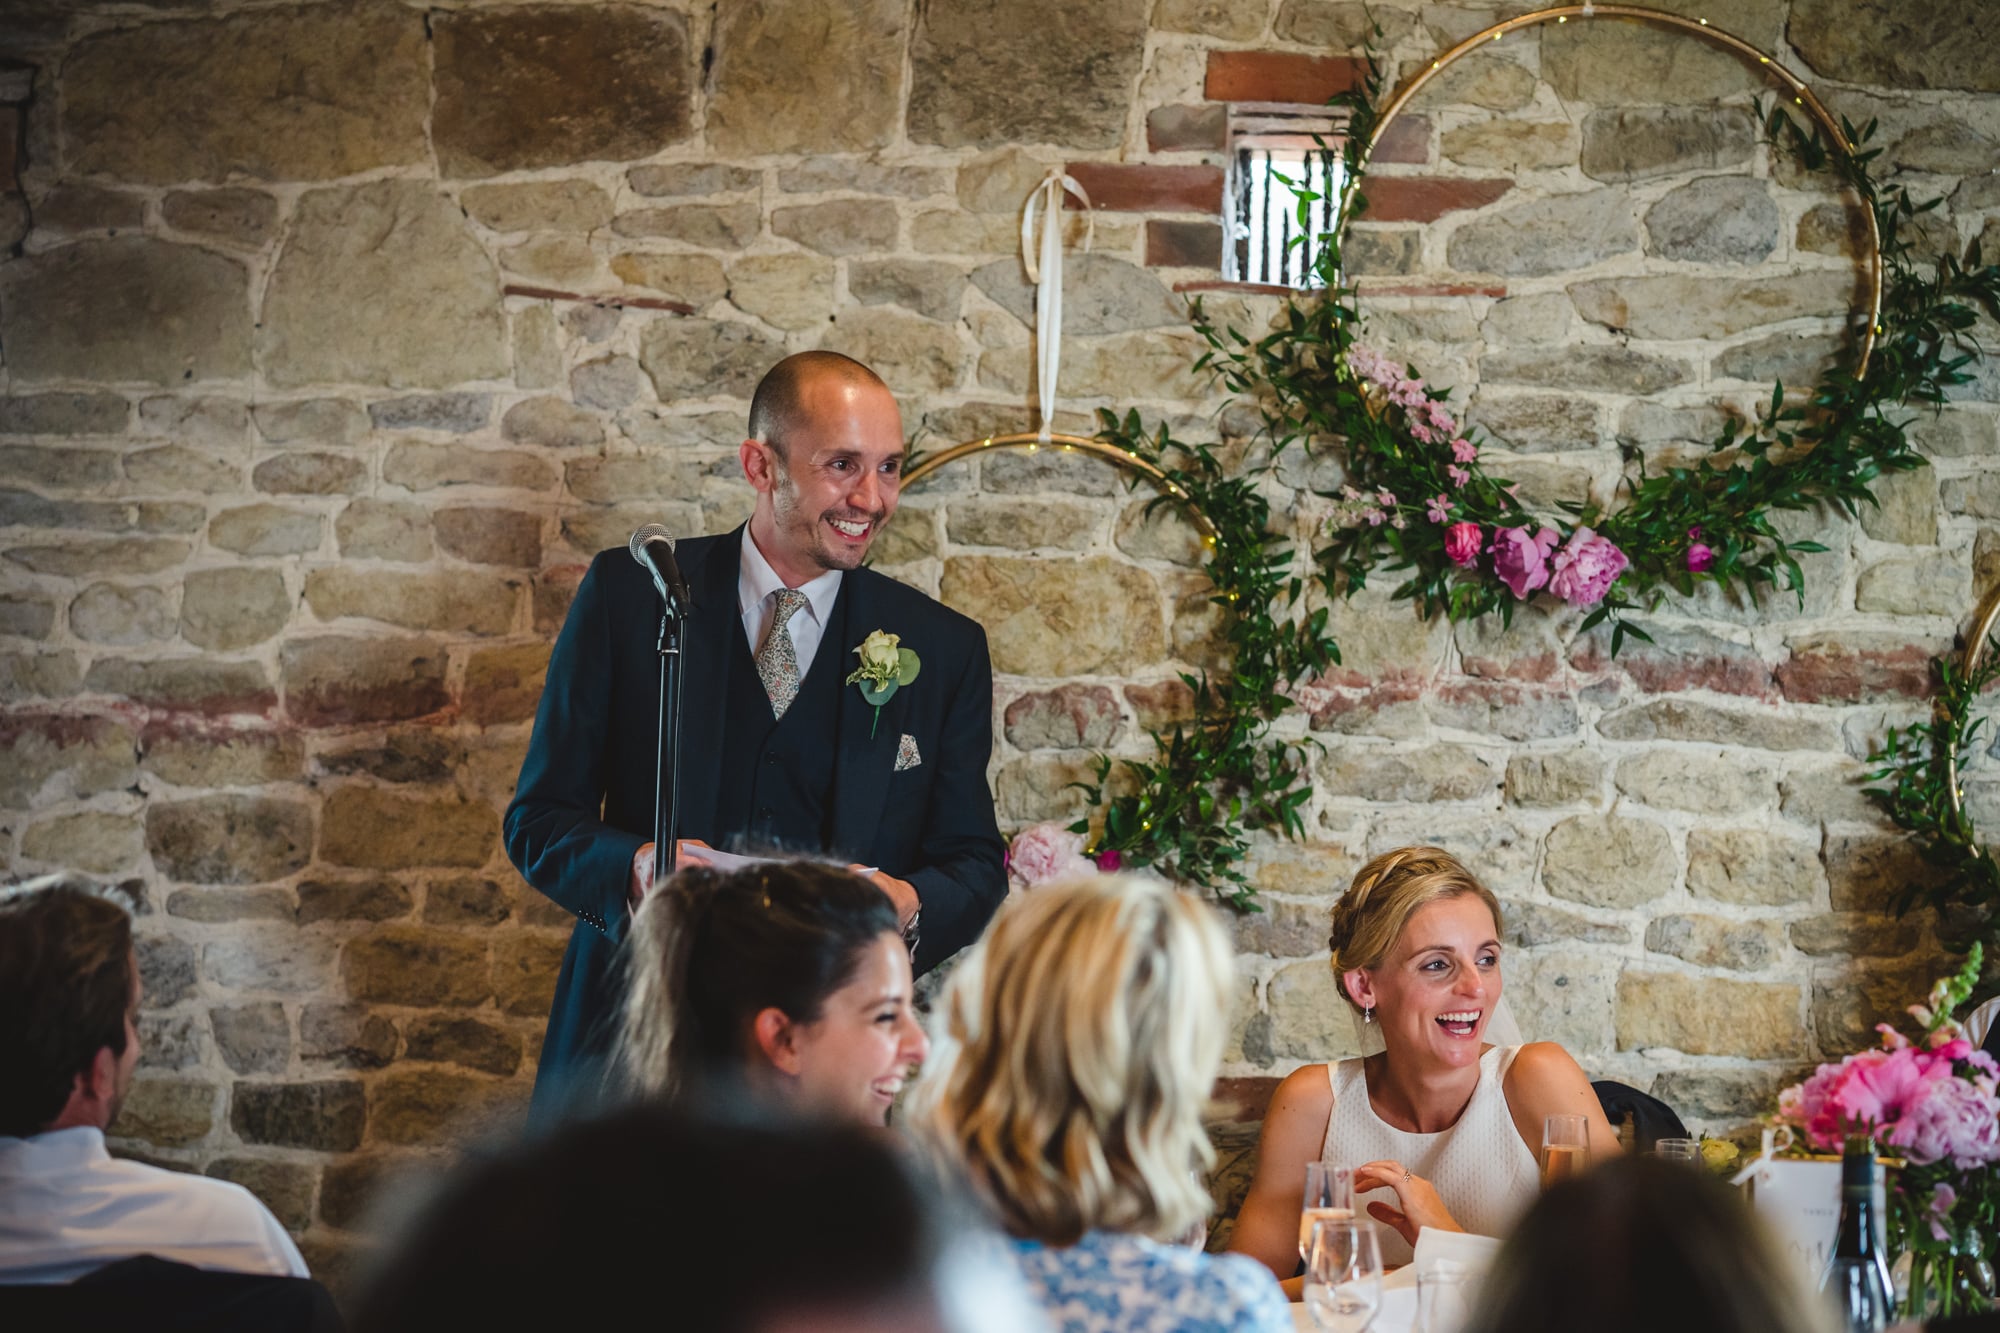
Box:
[1291,1286,1417,1333]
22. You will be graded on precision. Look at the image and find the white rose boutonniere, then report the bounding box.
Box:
[845,629,920,738]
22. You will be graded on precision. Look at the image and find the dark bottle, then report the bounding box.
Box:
[1819,1136,1895,1333]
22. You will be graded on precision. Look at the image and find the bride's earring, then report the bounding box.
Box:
[1363,1006,1375,1025]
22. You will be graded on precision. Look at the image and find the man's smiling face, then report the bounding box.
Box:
[742,373,904,586]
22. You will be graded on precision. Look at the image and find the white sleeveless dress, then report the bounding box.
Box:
[1317,1044,1541,1266]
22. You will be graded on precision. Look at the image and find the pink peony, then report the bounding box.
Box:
[1490,525,1559,600]
[1444,522,1482,569]
[1545,527,1630,607]
[1006,821,1097,892]
[1889,1074,2000,1169]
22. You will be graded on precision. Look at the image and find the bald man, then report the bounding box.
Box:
[506,352,1006,1120]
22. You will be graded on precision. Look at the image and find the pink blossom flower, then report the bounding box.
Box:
[1006,821,1097,892]
[1389,378,1428,409]
[1093,848,1123,872]
[1426,494,1453,524]
[1364,508,1387,527]
[1447,464,1471,488]
[1686,543,1716,573]
[1451,438,1478,464]
[1376,488,1397,509]
[1545,527,1630,607]
[1423,401,1458,437]
[1346,345,1402,387]
[1444,522,1482,569]
[1489,525,1559,600]
[1409,421,1436,444]
[1928,1183,1959,1243]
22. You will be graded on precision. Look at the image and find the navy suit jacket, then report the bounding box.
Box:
[504,526,1006,1115]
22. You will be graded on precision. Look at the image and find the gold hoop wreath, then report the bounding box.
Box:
[907,5,1885,518]
[1364,4,1883,372]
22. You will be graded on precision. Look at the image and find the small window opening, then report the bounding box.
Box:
[1227,106,1348,288]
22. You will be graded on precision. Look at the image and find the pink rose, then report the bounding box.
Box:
[1444,522,1482,569]
[1006,821,1097,892]
[1686,543,1715,573]
[1094,848,1123,872]
[1490,525,1558,599]
[1545,527,1629,606]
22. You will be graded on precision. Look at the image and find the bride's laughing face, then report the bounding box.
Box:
[1344,894,1502,1070]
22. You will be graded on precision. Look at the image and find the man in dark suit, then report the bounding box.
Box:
[505,351,1006,1119]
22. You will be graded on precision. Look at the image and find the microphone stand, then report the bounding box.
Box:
[651,589,688,888]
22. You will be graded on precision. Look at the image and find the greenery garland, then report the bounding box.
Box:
[1868,644,2000,957]
[1070,48,2000,910]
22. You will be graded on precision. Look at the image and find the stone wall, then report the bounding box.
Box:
[0,0,1996,1288]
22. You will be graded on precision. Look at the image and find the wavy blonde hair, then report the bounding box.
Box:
[1327,846,1503,1012]
[914,875,1234,1245]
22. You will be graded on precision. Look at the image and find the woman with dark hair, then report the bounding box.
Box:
[1461,1154,1831,1333]
[620,859,929,1125]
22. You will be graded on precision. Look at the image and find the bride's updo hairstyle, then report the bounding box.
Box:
[1326,847,1504,1012]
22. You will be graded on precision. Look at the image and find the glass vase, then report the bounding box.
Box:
[1903,1221,1996,1321]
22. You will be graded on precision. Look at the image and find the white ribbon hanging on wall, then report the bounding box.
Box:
[1019,168,1093,443]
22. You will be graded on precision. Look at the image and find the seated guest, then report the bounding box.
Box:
[0,876,306,1283]
[353,1102,1025,1333]
[619,859,929,1126]
[1230,847,1619,1280]
[1462,1154,1829,1333]
[916,875,1292,1333]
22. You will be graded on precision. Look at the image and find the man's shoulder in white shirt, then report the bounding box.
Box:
[1965,994,2000,1051]
[0,1127,308,1285]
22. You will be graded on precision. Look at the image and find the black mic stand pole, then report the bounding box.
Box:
[651,589,688,888]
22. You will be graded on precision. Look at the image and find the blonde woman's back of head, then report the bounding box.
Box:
[916,875,1236,1247]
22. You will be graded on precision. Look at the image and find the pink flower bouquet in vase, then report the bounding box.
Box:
[1773,946,2000,1319]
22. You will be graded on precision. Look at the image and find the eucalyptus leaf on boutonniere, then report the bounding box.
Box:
[846,629,919,738]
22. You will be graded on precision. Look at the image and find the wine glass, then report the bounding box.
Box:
[1304,1217,1384,1333]
[1651,1137,1699,1164]
[1416,1261,1474,1333]
[1297,1162,1356,1266]
[1542,1113,1589,1190]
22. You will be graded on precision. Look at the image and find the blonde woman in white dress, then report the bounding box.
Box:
[1229,847,1619,1285]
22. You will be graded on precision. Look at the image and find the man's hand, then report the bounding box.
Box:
[853,864,920,930]
[628,839,716,906]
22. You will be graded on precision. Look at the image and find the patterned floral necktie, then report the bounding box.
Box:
[754,588,812,719]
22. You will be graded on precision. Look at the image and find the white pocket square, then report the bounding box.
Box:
[894,734,922,772]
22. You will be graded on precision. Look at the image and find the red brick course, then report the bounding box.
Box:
[1205,50,1367,105]
[1353,175,1510,223]
[1146,219,1224,268]
[1063,162,1223,213]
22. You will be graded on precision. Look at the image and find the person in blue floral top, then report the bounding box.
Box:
[914,876,1293,1333]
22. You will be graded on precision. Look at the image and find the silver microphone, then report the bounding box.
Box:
[628,524,689,610]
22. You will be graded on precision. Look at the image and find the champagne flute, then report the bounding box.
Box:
[1297,1162,1356,1265]
[1304,1218,1384,1333]
[1542,1113,1589,1189]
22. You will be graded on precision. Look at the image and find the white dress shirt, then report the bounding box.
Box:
[0,1126,307,1284]
[738,529,843,680]
[1966,995,2000,1051]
